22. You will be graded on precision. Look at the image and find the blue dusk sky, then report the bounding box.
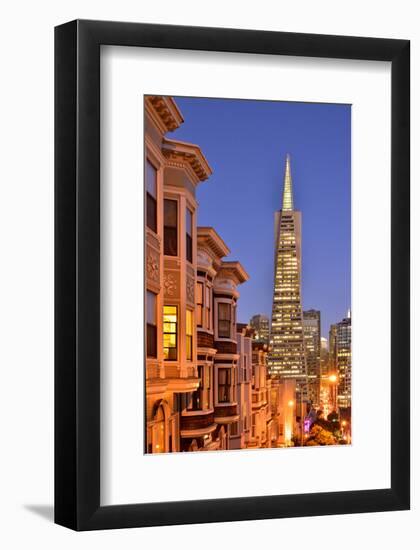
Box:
[171,97,351,338]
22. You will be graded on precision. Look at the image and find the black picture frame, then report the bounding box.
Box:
[55,19,410,531]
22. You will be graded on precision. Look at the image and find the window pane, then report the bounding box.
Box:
[146,291,156,324]
[219,320,230,338]
[163,333,176,347]
[186,310,193,336]
[164,199,177,227]
[197,282,203,304]
[147,324,157,358]
[164,200,178,256]
[218,368,231,403]
[146,194,157,233]
[186,208,192,236]
[196,305,203,327]
[186,234,192,263]
[186,210,192,261]
[165,347,177,361]
[186,310,193,361]
[163,305,177,360]
[219,302,231,320]
[146,160,157,198]
[164,227,177,256]
[186,335,192,361]
[196,282,204,327]
[163,306,177,319]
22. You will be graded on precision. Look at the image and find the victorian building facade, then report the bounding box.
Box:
[145,95,212,453]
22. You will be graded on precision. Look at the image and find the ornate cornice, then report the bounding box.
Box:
[162,138,212,184]
[145,95,184,134]
[216,261,249,286]
[197,226,230,263]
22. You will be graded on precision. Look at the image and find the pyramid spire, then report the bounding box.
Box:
[282,154,294,211]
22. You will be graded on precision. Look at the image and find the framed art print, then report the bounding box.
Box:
[55,20,410,530]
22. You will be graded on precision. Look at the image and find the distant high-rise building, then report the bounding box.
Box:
[329,323,337,372]
[303,310,321,405]
[268,155,306,396]
[320,336,329,376]
[249,314,270,343]
[336,313,352,410]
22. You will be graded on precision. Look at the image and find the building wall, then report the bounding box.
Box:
[336,316,352,410]
[145,96,210,453]
[303,309,321,407]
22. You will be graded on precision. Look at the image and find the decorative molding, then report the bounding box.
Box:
[146,247,160,283]
[163,138,212,183]
[164,272,178,297]
[145,95,184,134]
[197,227,230,260]
[186,275,195,304]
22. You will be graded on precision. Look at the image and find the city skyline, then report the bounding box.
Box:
[171,96,351,337]
[144,95,351,454]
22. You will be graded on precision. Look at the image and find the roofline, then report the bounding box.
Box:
[218,260,250,284]
[145,96,184,133]
[197,227,230,258]
[163,138,212,183]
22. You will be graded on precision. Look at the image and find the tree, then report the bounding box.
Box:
[304,423,337,446]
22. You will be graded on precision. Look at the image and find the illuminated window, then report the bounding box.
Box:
[186,208,193,263]
[146,291,157,358]
[163,306,177,360]
[146,160,157,233]
[164,199,178,256]
[218,368,232,403]
[218,302,231,338]
[186,309,193,361]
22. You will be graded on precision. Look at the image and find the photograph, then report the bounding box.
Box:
[144,95,351,453]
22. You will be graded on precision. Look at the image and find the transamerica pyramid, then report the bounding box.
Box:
[268,155,307,396]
